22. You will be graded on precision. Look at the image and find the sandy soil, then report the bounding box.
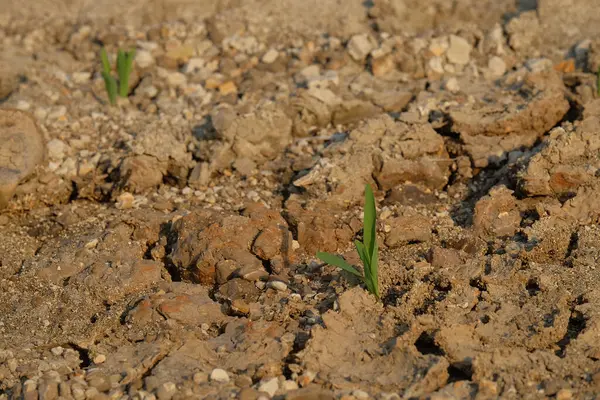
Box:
[2,0,600,398]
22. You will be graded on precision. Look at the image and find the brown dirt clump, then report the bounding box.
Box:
[2,0,600,399]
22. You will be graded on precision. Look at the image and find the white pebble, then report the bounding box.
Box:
[258,377,279,397]
[268,281,287,292]
[444,77,460,93]
[255,281,266,290]
[135,50,155,69]
[47,139,68,161]
[446,35,471,65]
[16,100,31,111]
[72,72,91,84]
[487,56,506,78]
[210,368,230,383]
[353,389,370,399]
[347,33,375,61]
[166,72,187,88]
[50,346,64,356]
[282,380,299,391]
[93,354,106,364]
[262,49,279,64]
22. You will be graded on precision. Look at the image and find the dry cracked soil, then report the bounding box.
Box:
[2,0,600,399]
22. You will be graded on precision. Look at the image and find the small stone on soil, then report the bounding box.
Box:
[210,368,230,383]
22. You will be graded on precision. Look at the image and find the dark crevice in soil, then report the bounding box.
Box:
[564,231,579,261]
[282,330,311,379]
[543,309,560,328]
[430,112,459,140]
[68,342,91,368]
[447,362,473,383]
[280,210,299,241]
[520,208,541,227]
[557,191,578,205]
[68,180,79,202]
[526,278,541,296]
[555,310,586,358]
[560,99,584,123]
[432,115,465,192]
[414,331,444,356]
[261,259,273,275]
[382,286,408,306]
[448,163,513,227]
[136,350,170,385]
[469,277,488,292]
[161,221,182,282]
[120,296,147,325]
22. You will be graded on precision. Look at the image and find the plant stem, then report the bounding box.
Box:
[117,49,135,98]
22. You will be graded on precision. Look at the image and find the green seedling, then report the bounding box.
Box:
[99,47,136,105]
[317,184,380,299]
[117,49,136,98]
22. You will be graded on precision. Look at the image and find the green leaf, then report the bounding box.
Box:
[116,50,125,75]
[354,240,369,265]
[369,240,380,299]
[316,252,363,278]
[100,48,111,75]
[363,184,377,260]
[101,71,117,105]
[117,49,135,98]
[364,273,375,296]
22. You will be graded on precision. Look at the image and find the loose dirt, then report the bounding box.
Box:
[1,0,600,398]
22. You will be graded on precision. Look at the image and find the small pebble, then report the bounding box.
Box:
[218,81,237,95]
[281,380,299,391]
[298,370,316,387]
[556,389,573,400]
[116,192,135,209]
[156,382,177,400]
[71,385,86,400]
[258,377,279,397]
[446,34,471,65]
[267,281,287,292]
[239,388,260,400]
[166,72,187,87]
[47,139,68,161]
[487,56,506,78]
[210,368,230,383]
[84,387,99,399]
[347,33,374,61]
[444,77,460,93]
[72,72,91,84]
[136,50,155,69]
[193,372,208,384]
[235,375,253,388]
[255,281,266,290]
[50,347,64,356]
[261,49,279,64]
[93,354,106,364]
[85,239,99,249]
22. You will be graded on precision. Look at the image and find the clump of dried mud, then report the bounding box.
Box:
[1,0,600,399]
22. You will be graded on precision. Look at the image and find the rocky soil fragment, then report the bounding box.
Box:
[0,109,46,207]
[449,71,569,167]
[117,122,193,193]
[169,203,294,287]
[295,115,450,206]
[3,0,600,398]
[299,288,449,395]
[519,115,600,198]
